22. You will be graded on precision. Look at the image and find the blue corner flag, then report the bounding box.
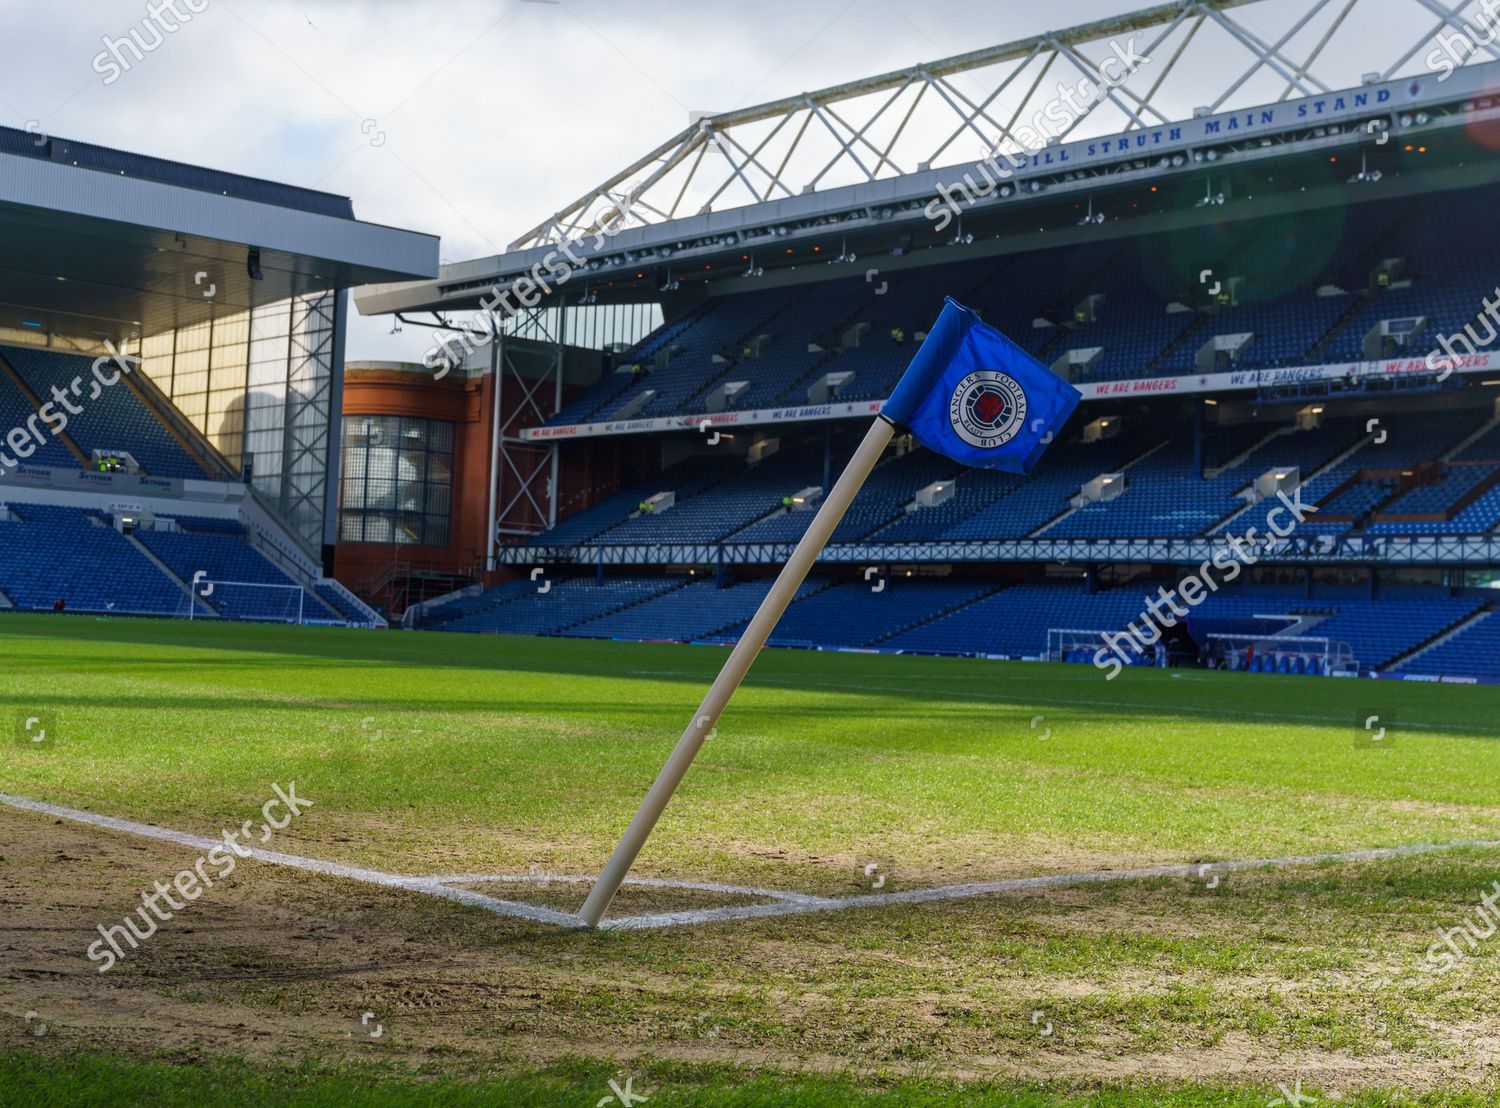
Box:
[576,298,1085,928]
[881,297,1081,475]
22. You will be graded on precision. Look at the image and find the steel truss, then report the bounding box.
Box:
[510,0,1500,251]
[492,308,564,551]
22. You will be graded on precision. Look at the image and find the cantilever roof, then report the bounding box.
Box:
[0,127,439,338]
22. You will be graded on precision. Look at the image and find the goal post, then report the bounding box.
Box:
[180,580,308,625]
[1204,633,1355,677]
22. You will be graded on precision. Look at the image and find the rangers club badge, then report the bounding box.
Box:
[949,370,1028,449]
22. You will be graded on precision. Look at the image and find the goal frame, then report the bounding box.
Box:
[184,580,307,625]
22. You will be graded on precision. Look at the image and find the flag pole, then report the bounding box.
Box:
[577,415,898,927]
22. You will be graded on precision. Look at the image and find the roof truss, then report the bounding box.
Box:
[510,0,1498,250]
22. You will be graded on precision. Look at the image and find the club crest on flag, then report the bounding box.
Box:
[880,297,1081,475]
[950,370,1028,450]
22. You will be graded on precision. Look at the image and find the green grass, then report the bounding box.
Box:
[3,613,1500,1103]
[1,613,1497,890]
[6,1052,1499,1107]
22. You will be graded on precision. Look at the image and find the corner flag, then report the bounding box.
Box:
[882,298,1081,474]
[577,298,1079,928]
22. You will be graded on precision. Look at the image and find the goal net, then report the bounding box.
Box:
[178,580,308,624]
[1204,633,1355,676]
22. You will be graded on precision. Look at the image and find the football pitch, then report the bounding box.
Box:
[3,613,1500,1105]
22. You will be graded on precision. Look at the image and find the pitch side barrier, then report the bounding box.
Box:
[502,534,1500,568]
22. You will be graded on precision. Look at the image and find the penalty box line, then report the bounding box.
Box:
[2,791,1496,932]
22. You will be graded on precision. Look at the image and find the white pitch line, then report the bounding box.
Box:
[429,871,835,905]
[596,838,1500,930]
[0,791,584,930]
[4,790,1496,933]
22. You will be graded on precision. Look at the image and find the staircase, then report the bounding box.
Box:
[1390,608,1493,672]
[0,351,90,467]
[1443,416,1500,461]
[123,532,215,616]
[870,581,1012,645]
[1029,439,1169,537]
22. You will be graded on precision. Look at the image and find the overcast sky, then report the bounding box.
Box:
[0,0,1459,361]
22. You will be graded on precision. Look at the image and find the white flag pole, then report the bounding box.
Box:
[577,415,897,927]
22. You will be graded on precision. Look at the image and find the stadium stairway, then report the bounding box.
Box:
[1032,439,1172,537]
[0,346,211,480]
[760,577,1001,649]
[1395,608,1500,680]
[1387,606,1497,675]
[0,504,185,614]
[1446,415,1500,461]
[572,575,837,644]
[121,529,215,617]
[430,575,694,636]
[117,357,233,479]
[0,355,90,469]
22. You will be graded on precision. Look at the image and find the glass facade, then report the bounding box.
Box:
[137,291,339,551]
[337,415,454,546]
[1,291,340,553]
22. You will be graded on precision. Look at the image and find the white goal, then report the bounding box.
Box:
[179,580,308,624]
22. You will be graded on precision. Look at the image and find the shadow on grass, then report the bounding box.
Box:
[3,612,1498,740]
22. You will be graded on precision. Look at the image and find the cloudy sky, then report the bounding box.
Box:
[0,0,1453,361]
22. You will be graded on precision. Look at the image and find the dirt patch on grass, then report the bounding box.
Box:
[1,805,1496,1094]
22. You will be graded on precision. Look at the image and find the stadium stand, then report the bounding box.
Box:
[0,503,184,614]
[882,580,1154,658]
[1,345,210,479]
[0,500,360,623]
[473,387,1500,678]
[0,370,79,470]
[543,186,1500,429]
[427,568,1498,682]
[134,526,330,622]
[1401,611,1500,680]
[433,575,688,635]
